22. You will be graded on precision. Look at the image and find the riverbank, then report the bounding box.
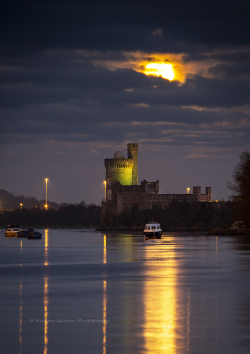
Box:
[208,221,250,235]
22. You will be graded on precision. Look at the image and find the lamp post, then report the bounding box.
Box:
[187,187,190,194]
[103,181,106,202]
[45,178,49,210]
[20,203,23,210]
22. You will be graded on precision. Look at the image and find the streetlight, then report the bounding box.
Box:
[103,181,106,202]
[45,178,49,210]
[20,203,23,210]
[187,187,190,194]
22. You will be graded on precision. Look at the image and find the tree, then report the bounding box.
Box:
[228,151,250,226]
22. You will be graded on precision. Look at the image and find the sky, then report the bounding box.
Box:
[1,0,250,205]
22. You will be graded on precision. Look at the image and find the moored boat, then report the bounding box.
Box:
[143,222,162,239]
[27,229,42,239]
[4,225,21,237]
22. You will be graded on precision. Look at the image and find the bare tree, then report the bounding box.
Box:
[228,151,250,226]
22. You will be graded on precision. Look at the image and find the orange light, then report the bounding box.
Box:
[145,62,175,80]
[103,181,107,201]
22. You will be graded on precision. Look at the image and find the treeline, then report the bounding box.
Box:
[0,204,101,228]
[0,189,61,210]
[101,201,235,231]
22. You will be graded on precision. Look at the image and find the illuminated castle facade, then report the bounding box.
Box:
[101,143,211,222]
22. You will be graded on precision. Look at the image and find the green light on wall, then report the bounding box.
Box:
[112,167,133,185]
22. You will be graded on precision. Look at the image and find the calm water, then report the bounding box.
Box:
[1,229,250,354]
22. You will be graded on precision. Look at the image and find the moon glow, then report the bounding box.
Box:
[145,63,175,80]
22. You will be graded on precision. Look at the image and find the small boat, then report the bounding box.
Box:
[4,225,21,237]
[143,222,162,239]
[27,229,42,239]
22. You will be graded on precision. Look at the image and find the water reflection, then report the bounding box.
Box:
[19,278,22,354]
[103,235,107,354]
[44,229,49,266]
[143,238,178,353]
[186,288,190,353]
[44,229,49,354]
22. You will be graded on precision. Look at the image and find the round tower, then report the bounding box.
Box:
[127,143,138,185]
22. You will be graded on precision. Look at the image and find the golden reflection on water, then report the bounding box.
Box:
[103,235,107,354]
[143,239,178,353]
[44,277,48,354]
[44,229,49,354]
[44,229,49,266]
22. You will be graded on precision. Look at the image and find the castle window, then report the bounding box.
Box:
[108,190,112,201]
[108,178,111,185]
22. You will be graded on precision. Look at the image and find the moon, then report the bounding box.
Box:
[145,63,175,81]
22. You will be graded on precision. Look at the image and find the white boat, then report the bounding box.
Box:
[143,222,162,239]
[4,225,21,237]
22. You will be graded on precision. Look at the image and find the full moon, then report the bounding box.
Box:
[145,62,175,80]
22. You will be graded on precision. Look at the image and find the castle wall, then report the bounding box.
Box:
[116,187,211,214]
[101,143,212,223]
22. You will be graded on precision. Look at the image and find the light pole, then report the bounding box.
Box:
[103,181,106,202]
[187,187,190,194]
[20,203,23,210]
[45,178,49,210]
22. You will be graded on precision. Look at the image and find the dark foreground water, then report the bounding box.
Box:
[1,229,250,354]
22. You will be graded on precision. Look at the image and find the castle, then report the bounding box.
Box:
[101,143,211,222]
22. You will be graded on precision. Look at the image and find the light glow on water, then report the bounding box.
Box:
[103,235,107,354]
[44,229,49,354]
[44,277,48,354]
[143,239,177,353]
[44,229,49,266]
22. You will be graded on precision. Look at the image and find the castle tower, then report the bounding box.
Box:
[127,143,138,185]
[104,143,138,202]
[193,186,201,201]
[206,187,212,201]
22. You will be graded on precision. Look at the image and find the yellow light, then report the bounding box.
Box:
[103,181,107,202]
[44,178,49,209]
[187,188,190,194]
[20,203,23,210]
[145,62,175,81]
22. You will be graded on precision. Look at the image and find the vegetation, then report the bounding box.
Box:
[0,204,101,228]
[0,189,60,210]
[100,201,234,231]
[228,150,250,227]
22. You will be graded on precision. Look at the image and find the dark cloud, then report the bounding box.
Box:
[0,0,249,203]
[1,0,250,56]
[1,56,250,110]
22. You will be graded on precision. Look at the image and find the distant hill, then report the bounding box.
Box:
[0,189,60,210]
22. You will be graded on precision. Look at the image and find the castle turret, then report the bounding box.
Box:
[206,187,212,201]
[193,186,201,201]
[127,143,138,185]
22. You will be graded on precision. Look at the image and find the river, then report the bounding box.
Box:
[1,229,250,353]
